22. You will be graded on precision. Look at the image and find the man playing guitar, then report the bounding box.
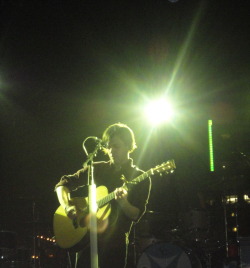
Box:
[55,123,151,268]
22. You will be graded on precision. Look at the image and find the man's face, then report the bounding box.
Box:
[108,135,129,165]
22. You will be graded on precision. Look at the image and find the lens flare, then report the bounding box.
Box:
[144,99,174,125]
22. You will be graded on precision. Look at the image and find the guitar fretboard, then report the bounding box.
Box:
[97,170,152,208]
[97,192,115,208]
[97,160,175,209]
[128,169,154,184]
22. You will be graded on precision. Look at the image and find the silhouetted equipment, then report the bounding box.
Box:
[130,152,250,267]
[0,230,17,260]
[0,198,69,268]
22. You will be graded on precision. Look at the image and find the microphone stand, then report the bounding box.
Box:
[82,137,103,268]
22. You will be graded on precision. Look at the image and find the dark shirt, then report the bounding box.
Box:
[55,159,151,268]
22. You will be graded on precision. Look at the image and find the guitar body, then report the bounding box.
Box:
[53,185,111,250]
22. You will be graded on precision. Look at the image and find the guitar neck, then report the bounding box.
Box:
[129,169,153,184]
[97,159,175,209]
[97,170,152,208]
[97,191,116,208]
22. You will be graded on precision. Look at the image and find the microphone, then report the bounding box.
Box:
[82,136,108,156]
[82,136,108,166]
[92,137,108,148]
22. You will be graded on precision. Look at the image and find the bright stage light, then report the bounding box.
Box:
[144,99,174,125]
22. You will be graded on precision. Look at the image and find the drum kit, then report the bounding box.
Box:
[132,209,209,268]
[133,205,242,268]
[132,167,250,268]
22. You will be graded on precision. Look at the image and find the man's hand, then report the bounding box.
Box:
[65,204,79,220]
[115,187,128,205]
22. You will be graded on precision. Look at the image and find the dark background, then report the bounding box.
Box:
[0,0,249,252]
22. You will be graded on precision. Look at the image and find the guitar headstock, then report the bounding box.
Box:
[126,159,176,187]
[152,159,176,175]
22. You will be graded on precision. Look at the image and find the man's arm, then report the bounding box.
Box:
[56,185,71,209]
[115,188,140,221]
[56,185,80,219]
[55,167,89,218]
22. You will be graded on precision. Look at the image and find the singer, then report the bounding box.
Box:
[55,123,151,268]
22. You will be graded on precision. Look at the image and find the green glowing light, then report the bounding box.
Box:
[208,120,214,172]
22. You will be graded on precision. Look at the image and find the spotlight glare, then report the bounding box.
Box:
[145,99,174,125]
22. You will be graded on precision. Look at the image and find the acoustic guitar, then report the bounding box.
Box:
[53,159,176,250]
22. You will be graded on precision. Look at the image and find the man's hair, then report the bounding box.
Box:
[102,123,137,153]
